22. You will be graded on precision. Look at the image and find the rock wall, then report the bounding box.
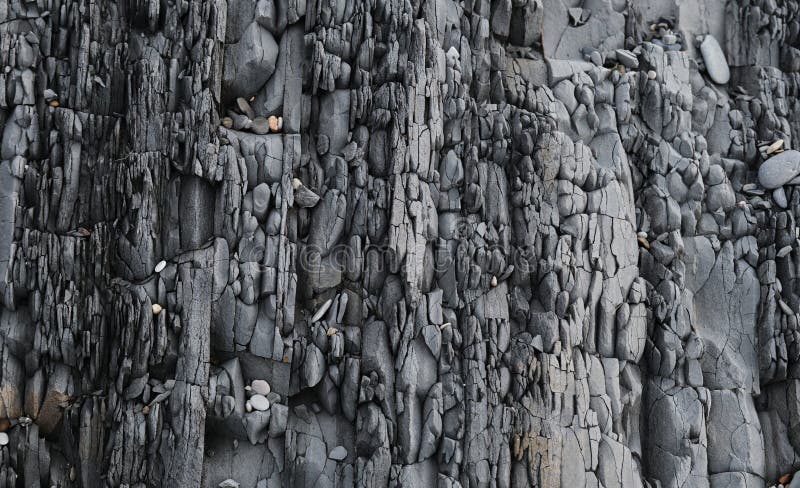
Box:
[1,0,800,487]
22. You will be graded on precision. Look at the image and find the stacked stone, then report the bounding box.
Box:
[523,62,644,486]
[627,42,714,487]
[0,0,297,485]
[0,1,127,485]
[7,0,800,487]
[205,0,303,485]
[727,1,800,486]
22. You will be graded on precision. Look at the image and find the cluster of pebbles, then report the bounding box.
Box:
[222,97,283,135]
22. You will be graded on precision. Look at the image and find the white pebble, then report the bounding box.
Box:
[251,379,270,396]
[250,394,270,411]
[155,260,167,273]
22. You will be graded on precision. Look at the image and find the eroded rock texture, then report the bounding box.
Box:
[2,0,800,487]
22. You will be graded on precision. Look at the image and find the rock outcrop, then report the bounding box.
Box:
[1,0,800,487]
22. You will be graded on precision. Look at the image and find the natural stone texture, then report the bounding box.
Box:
[4,0,800,486]
[222,22,279,100]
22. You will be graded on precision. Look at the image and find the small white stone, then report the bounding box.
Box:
[250,394,270,411]
[0,432,8,446]
[155,260,167,273]
[152,303,163,315]
[647,70,657,80]
[251,379,270,396]
[245,401,253,413]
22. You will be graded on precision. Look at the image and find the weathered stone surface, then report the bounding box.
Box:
[6,0,800,486]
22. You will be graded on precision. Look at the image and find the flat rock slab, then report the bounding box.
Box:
[542,0,625,60]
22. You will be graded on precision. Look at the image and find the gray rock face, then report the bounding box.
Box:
[2,0,800,487]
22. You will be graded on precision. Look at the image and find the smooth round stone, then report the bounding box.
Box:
[231,113,251,130]
[236,97,255,119]
[251,379,270,396]
[251,117,269,135]
[328,445,347,461]
[705,164,726,186]
[154,260,167,273]
[249,394,270,411]
[251,183,271,222]
[773,187,788,208]
[700,35,730,85]
[0,432,8,446]
[758,150,800,189]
